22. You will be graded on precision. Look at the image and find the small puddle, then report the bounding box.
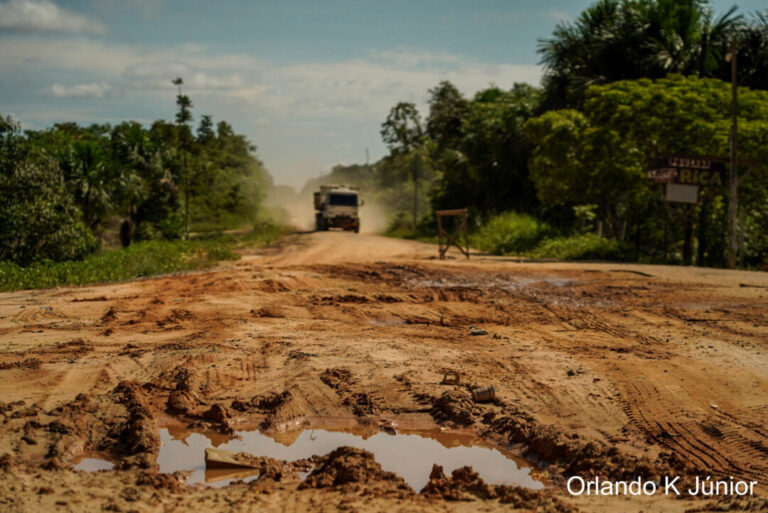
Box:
[158,425,543,491]
[73,457,114,472]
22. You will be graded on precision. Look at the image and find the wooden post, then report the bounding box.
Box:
[436,209,469,260]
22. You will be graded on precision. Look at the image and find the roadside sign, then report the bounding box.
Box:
[666,183,699,204]
[648,155,726,187]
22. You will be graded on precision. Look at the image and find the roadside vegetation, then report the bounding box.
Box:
[312,1,768,268]
[0,225,284,292]
[0,77,285,290]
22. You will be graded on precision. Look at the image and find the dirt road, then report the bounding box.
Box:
[1,232,767,512]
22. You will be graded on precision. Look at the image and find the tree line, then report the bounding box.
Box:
[320,0,768,267]
[0,84,270,266]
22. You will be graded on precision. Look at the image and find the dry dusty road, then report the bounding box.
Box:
[1,231,767,512]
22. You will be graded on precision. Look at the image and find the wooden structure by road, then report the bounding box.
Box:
[436,208,469,260]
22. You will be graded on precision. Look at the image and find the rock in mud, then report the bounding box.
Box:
[431,390,480,426]
[165,367,201,416]
[166,389,196,415]
[421,465,497,501]
[300,446,412,495]
[201,404,229,422]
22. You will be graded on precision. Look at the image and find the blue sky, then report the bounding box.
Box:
[1,0,764,187]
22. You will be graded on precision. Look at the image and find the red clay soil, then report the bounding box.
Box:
[1,232,767,512]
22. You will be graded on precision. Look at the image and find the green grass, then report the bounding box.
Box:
[384,227,439,244]
[527,233,629,261]
[0,224,285,292]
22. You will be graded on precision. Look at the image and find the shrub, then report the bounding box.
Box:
[0,159,97,265]
[528,234,628,261]
[0,226,283,292]
[471,211,552,255]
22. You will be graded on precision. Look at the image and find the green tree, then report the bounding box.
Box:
[381,102,424,153]
[724,10,768,91]
[426,80,469,150]
[173,80,194,238]
[0,117,95,265]
[538,0,741,109]
[429,84,542,217]
[526,75,768,265]
[381,102,428,225]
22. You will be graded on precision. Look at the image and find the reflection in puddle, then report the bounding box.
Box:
[73,457,114,472]
[158,426,543,491]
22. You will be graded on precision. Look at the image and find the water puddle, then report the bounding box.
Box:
[158,425,543,491]
[73,457,114,472]
[410,276,574,291]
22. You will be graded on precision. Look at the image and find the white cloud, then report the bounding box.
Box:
[48,82,112,98]
[371,47,462,68]
[0,36,261,78]
[1,38,542,117]
[0,0,106,34]
[471,12,520,27]
[93,0,163,19]
[123,61,245,90]
[544,8,571,24]
[240,48,542,122]
[1,37,543,185]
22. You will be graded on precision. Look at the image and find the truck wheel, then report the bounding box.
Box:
[354,223,359,233]
[315,213,322,231]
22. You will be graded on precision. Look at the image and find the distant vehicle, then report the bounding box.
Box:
[313,184,363,233]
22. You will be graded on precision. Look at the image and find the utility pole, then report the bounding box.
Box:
[726,44,738,269]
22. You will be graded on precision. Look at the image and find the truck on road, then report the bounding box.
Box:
[313,184,363,233]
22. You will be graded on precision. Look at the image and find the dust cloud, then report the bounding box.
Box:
[264,185,315,231]
[265,184,390,234]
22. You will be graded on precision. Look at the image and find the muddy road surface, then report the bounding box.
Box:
[1,232,767,512]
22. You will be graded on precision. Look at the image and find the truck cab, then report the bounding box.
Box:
[314,184,363,233]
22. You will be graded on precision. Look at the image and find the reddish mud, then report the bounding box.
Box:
[1,231,767,512]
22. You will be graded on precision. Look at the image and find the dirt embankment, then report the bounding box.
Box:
[1,231,767,512]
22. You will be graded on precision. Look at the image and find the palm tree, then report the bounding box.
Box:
[538,0,742,109]
[68,140,113,236]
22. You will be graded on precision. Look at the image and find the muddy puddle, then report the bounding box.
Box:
[410,276,573,291]
[73,457,114,472]
[157,425,543,490]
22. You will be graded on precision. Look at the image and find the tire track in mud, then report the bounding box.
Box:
[613,368,768,483]
[4,234,768,511]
